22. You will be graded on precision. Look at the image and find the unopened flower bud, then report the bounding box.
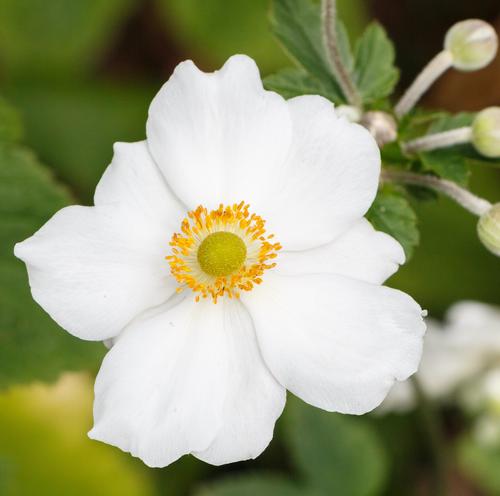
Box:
[444,19,498,71]
[360,111,397,147]
[478,203,500,256]
[472,107,500,158]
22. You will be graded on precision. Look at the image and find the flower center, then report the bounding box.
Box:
[197,231,247,277]
[166,202,281,303]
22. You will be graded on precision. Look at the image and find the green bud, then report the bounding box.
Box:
[472,107,500,158]
[478,203,500,256]
[444,19,498,71]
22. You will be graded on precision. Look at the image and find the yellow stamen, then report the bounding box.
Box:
[166,202,281,303]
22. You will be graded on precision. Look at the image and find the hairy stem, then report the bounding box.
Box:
[321,0,362,108]
[395,50,453,118]
[403,127,473,153]
[381,169,492,216]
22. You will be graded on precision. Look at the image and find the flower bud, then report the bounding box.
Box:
[444,19,498,71]
[360,111,397,147]
[478,203,500,256]
[472,107,500,158]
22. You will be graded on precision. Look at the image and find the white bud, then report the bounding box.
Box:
[472,107,500,158]
[444,19,498,71]
[478,203,500,256]
[360,111,397,147]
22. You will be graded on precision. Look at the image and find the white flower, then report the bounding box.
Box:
[14,55,425,467]
[381,301,500,413]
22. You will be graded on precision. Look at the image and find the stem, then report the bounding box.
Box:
[395,50,453,118]
[403,127,473,153]
[411,377,448,496]
[381,169,492,216]
[321,0,362,108]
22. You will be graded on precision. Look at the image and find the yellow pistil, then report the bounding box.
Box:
[166,202,281,303]
[197,232,247,277]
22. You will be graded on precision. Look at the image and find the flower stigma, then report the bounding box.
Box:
[197,231,247,277]
[167,202,281,303]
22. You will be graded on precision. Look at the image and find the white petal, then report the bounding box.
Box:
[94,140,185,232]
[276,219,405,284]
[147,56,379,250]
[89,297,285,468]
[194,302,286,466]
[260,95,381,249]
[14,204,176,341]
[15,141,185,341]
[242,272,425,414]
[146,54,292,211]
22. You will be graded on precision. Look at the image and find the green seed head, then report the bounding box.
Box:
[445,19,498,71]
[472,107,500,158]
[478,203,500,257]
[197,231,247,277]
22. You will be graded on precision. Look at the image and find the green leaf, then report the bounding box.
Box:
[0,0,136,80]
[353,22,399,103]
[195,474,308,496]
[284,399,388,496]
[457,435,500,495]
[263,67,336,100]
[0,96,23,143]
[5,82,155,203]
[0,143,104,388]
[419,149,469,186]
[270,0,345,103]
[366,187,419,260]
[429,112,500,169]
[416,113,474,185]
[427,112,474,132]
[336,18,354,74]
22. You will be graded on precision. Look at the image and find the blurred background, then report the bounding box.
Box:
[0,0,500,495]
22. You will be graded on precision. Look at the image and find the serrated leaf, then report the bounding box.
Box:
[398,110,449,141]
[427,112,474,132]
[284,399,388,496]
[366,187,419,260]
[270,0,345,103]
[419,149,469,186]
[335,18,354,74]
[0,143,104,388]
[0,96,23,143]
[380,141,410,166]
[264,67,336,100]
[353,22,399,102]
[416,113,474,185]
[195,474,308,496]
[0,0,136,80]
